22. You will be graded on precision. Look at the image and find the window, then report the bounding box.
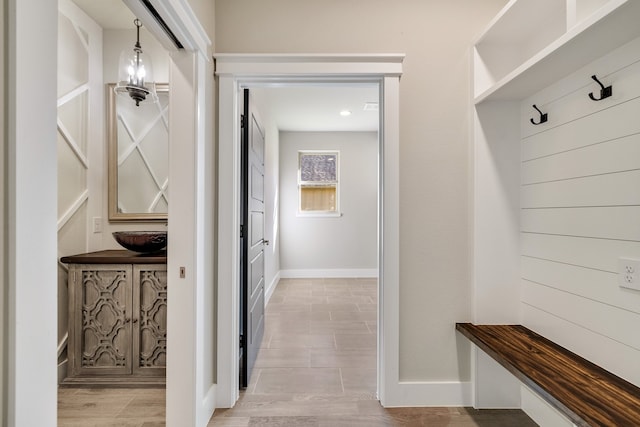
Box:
[298,151,339,216]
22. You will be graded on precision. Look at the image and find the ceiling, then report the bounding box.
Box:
[251,85,379,132]
[71,0,379,132]
[73,0,135,29]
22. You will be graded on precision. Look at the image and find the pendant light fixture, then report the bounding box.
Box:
[114,19,157,106]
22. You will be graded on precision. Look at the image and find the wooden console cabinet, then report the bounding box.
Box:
[60,250,167,386]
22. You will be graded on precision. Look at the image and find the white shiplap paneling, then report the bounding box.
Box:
[522,304,640,385]
[522,206,640,241]
[520,37,640,141]
[521,257,640,314]
[520,35,640,388]
[522,281,640,350]
[522,132,640,185]
[521,233,640,271]
[521,95,640,161]
[521,169,640,208]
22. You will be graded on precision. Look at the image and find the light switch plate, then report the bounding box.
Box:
[92,217,102,233]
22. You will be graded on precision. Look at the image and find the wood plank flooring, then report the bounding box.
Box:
[58,278,537,426]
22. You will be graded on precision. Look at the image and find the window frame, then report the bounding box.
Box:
[297,150,341,217]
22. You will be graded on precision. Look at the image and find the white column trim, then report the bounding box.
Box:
[7,0,58,424]
[166,48,216,426]
[166,50,198,427]
[378,75,400,407]
[215,73,242,408]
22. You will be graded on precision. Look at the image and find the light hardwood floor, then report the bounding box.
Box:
[58,278,537,426]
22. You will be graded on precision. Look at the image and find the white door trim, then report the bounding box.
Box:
[215,53,403,408]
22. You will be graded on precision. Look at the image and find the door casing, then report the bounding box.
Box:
[215,54,403,408]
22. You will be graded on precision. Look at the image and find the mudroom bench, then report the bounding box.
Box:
[455,323,640,427]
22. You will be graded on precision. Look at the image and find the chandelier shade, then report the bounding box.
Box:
[114,19,158,106]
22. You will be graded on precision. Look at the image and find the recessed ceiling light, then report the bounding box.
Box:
[340,110,352,116]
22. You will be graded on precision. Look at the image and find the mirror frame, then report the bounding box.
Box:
[107,82,169,222]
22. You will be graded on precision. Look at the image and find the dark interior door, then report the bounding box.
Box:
[240,88,266,388]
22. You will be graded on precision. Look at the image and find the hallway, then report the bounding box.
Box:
[215,277,379,420]
[211,277,536,426]
[57,278,537,426]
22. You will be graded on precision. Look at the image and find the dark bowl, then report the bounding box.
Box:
[112,231,167,253]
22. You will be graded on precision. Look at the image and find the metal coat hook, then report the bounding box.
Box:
[588,74,612,101]
[530,104,548,125]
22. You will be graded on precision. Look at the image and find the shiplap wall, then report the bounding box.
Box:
[520,36,640,386]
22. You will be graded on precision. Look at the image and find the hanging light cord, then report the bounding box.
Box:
[127,18,147,106]
[133,19,143,86]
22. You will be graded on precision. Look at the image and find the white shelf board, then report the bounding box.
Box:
[475,0,565,46]
[475,0,639,103]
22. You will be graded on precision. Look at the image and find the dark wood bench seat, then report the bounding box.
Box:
[456,323,640,427]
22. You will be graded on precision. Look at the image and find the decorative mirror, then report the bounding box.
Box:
[107,83,169,221]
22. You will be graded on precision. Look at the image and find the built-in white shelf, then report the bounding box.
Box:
[470,0,640,420]
[474,0,640,103]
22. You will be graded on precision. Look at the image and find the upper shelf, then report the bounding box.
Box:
[473,0,640,103]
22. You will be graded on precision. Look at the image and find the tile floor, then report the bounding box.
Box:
[58,278,537,426]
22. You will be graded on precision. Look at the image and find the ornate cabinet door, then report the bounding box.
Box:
[68,264,133,377]
[132,265,167,376]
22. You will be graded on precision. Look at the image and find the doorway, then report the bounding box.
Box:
[239,83,380,390]
[215,53,404,409]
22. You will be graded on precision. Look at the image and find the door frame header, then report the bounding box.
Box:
[214,53,405,77]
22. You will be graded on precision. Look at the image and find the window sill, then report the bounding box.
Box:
[296,211,342,218]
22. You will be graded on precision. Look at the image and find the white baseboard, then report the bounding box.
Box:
[200,384,217,426]
[265,271,281,304]
[383,381,473,407]
[280,269,378,279]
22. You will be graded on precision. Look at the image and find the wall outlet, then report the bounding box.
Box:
[92,217,103,233]
[618,258,640,291]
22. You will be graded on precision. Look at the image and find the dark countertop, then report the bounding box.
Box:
[60,249,167,264]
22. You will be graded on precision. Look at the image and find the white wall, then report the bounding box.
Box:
[57,0,104,382]
[6,0,58,424]
[279,131,377,277]
[1,0,6,420]
[520,36,640,387]
[264,118,280,298]
[250,90,281,299]
[215,0,507,381]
